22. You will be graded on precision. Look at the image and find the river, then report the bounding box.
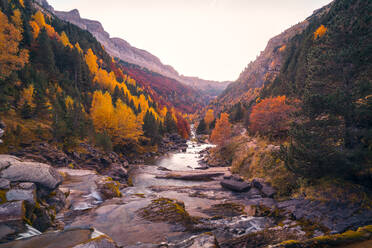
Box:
[55,132,272,247]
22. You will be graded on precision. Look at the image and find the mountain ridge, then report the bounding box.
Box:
[51,7,230,98]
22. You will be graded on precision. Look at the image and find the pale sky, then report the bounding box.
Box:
[49,0,333,81]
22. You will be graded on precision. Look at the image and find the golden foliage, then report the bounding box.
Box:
[0,10,29,80]
[11,9,23,32]
[30,11,58,39]
[279,45,286,52]
[90,91,143,144]
[19,0,25,8]
[29,20,40,39]
[60,31,73,48]
[19,84,35,107]
[114,99,143,142]
[85,48,99,74]
[204,109,215,126]
[75,42,83,53]
[210,113,231,146]
[314,25,328,39]
[65,96,74,109]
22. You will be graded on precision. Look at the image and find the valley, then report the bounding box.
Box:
[0,0,371,247]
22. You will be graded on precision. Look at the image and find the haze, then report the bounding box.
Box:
[49,0,333,81]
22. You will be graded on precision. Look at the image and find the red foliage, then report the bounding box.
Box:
[249,96,297,136]
[176,114,190,139]
[118,62,204,113]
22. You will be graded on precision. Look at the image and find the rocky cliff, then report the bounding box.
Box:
[52,8,229,98]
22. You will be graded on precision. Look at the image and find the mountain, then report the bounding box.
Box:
[52,8,230,98]
[214,3,333,111]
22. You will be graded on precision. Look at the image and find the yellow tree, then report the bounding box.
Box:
[0,10,29,80]
[314,25,328,39]
[90,91,115,134]
[60,31,73,48]
[114,99,143,143]
[19,84,35,107]
[210,113,232,147]
[29,20,40,39]
[204,109,215,128]
[85,48,98,74]
[11,9,23,32]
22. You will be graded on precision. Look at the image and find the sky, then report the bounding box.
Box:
[48,0,333,81]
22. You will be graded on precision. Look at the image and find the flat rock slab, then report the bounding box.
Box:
[220,180,251,192]
[0,228,118,248]
[0,201,25,223]
[0,158,63,189]
[156,171,225,181]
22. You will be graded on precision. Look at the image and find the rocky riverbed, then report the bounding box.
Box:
[0,135,372,247]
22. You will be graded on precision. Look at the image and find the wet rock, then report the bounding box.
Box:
[277,198,372,233]
[220,179,250,192]
[0,155,20,170]
[96,178,122,200]
[6,188,36,204]
[246,187,262,198]
[0,157,63,189]
[170,233,218,248]
[0,201,25,223]
[202,202,246,217]
[138,198,196,227]
[157,171,224,181]
[0,179,10,190]
[0,227,119,248]
[46,189,67,213]
[158,166,172,171]
[261,184,276,198]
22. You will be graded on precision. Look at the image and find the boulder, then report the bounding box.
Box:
[0,179,10,190]
[0,201,25,223]
[0,227,119,248]
[157,171,225,181]
[185,233,218,248]
[261,184,277,198]
[6,189,36,205]
[220,179,251,192]
[0,158,63,189]
[0,155,21,170]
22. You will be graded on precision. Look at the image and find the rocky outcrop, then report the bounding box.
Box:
[0,155,62,189]
[220,179,251,192]
[11,142,129,184]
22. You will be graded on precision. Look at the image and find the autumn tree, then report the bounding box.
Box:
[211,113,232,146]
[90,90,115,135]
[0,10,29,80]
[204,109,215,128]
[85,48,98,74]
[314,24,327,39]
[114,99,143,143]
[249,96,296,137]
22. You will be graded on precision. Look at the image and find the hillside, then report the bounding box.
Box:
[214,3,333,112]
[0,0,191,157]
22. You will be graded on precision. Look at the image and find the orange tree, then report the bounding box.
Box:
[249,96,297,137]
[210,113,232,146]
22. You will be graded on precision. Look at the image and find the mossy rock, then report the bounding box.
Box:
[99,180,122,200]
[277,225,372,248]
[138,197,197,227]
[202,202,246,218]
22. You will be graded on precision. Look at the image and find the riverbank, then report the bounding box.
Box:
[1,134,372,248]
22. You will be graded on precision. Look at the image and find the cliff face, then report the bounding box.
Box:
[215,3,333,110]
[53,9,229,98]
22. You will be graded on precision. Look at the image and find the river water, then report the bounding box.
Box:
[56,131,271,247]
